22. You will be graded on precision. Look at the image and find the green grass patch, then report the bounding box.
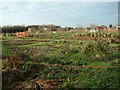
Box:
[110,43,120,47]
[2,45,12,58]
[19,42,48,48]
[87,61,111,66]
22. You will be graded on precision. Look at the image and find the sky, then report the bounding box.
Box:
[0,0,119,27]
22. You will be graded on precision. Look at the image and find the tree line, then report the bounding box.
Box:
[1,25,27,33]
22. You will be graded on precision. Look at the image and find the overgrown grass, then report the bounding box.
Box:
[2,32,119,89]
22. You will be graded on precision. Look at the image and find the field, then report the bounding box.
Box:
[2,31,120,89]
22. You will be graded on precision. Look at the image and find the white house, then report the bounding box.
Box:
[116,25,120,30]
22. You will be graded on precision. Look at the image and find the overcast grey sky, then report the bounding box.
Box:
[0,0,119,27]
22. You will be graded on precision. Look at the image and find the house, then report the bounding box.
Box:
[27,24,61,34]
[74,27,85,32]
[89,29,97,32]
[27,25,43,34]
[116,25,120,31]
[96,25,107,31]
[87,27,97,32]
[106,25,118,32]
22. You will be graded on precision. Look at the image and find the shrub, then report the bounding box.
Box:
[70,48,79,53]
[83,39,113,61]
[59,78,75,89]
[16,52,32,62]
[2,68,24,88]
[32,54,49,63]
[21,61,33,73]
[97,39,113,60]
[21,61,45,79]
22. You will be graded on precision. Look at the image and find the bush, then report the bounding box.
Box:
[21,61,45,79]
[2,68,24,88]
[59,78,76,89]
[48,55,64,64]
[32,54,49,63]
[16,52,32,62]
[70,48,79,53]
[83,39,113,61]
[21,61,33,73]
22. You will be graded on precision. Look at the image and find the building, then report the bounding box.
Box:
[116,25,120,31]
[96,25,107,31]
[27,25,61,34]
